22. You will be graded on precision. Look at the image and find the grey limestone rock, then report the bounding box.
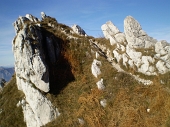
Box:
[101,21,125,45]
[124,16,157,49]
[12,13,60,127]
[13,23,50,92]
[91,59,102,78]
[41,12,46,19]
[26,14,39,22]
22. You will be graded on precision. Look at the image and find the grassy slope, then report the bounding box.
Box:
[42,17,170,127]
[45,52,170,127]
[0,74,26,127]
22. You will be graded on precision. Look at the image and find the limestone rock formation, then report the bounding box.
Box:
[13,13,60,127]
[25,14,39,22]
[41,12,46,19]
[124,16,157,48]
[8,11,170,126]
[71,24,86,36]
[101,21,126,45]
[13,19,50,92]
[101,16,170,75]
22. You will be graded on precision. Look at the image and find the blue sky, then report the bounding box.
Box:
[0,0,170,67]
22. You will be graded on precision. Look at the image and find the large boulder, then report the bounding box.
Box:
[138,56,156,75]
[91,59,102,78]
[126,45,142,68]
[101,21,120,39]
[156,60,169,74]
[155,40,170,55]
[101,21,126,45]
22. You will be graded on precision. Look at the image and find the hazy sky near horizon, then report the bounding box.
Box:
[0,0,170,66]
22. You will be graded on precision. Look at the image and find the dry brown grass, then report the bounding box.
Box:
[77,89,105,127]
[102,78,170,127]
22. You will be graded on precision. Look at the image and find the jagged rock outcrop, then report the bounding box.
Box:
[101,21,126,45]
[101,16,170,75]
[9,11,170,126]
[41,12,46,19]
[71,24,86,36]
[124,16,157,48]
[13,18,49,92]
[19,78,60,127]
[26,14,39,22]
[13,13,60,127]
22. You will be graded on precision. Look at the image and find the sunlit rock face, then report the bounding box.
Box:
[101,21,126,45]
[124,16,157,49]
[101,16,170,75]
[19,78,59,127]
[91,59,102,78]
[13,13,60,127]
[13,18,49,92]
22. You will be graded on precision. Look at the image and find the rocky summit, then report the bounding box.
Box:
[0,12,170,127]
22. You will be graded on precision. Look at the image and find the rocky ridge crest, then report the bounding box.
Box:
[11,12,170,127]
[101,16,170,76]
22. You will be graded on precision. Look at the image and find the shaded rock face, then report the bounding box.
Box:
[13,13,62,127]
[101,16,170,75]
